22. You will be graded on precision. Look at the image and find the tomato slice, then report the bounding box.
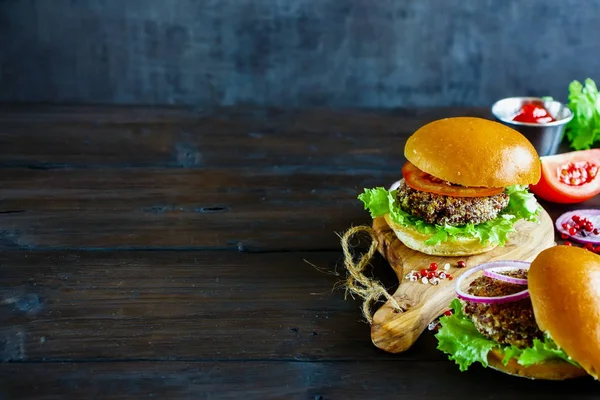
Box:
[401,162,505,197]
[529,149,600,204]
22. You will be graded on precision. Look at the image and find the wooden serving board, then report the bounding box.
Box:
[370,206,555,353]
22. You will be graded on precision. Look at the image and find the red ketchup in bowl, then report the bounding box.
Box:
[512,103,555,124]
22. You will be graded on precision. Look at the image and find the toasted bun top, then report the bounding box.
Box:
[528,245,600,379]
[404,117,541,187]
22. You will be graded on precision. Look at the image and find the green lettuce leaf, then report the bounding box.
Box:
[565,78,600,150]
[357,185,539,246]
[434,299,577,371]
[501,345,523,365]
[504,185,539,221]
[519,337,579,366]
[435,299,496,371]
[356,186,395,219]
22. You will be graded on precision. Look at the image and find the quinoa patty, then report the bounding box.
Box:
[462,270,542,348]
[396,179,509,226]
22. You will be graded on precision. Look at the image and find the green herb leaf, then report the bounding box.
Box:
[357,185,538,246]
[565,78,600,150]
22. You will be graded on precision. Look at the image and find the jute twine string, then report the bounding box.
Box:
[340,225,404,323]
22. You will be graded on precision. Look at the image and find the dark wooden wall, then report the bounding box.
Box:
[1,0,599,107]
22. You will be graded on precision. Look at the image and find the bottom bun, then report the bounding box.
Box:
[487,348,587,380]
[383,214,498,256]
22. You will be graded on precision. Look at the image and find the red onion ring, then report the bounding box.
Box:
[389,180,401,191]
[555,209,600,245]
[455,260,530,304]
[483,264,529,285]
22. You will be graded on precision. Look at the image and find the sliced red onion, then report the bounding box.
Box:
[555,209,600,245]
[484,270,528,285]
[389,180,401,191]
[455,260,530,304]
[483,263,529,285]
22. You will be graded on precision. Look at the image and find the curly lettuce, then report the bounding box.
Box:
[565,78,600,150]
[357,185,539,247]
[435,299,577,371]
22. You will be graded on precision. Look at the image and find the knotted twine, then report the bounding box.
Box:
[340,225,404,323]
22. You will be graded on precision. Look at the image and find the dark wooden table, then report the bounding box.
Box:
[0,105,598,399]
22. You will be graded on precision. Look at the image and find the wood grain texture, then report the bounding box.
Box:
[369,208,555,353]
[0,106,586,253]
[0,168,392,251]
[1,105,599,398]
[0,105,488,168]
[2,360,600,400]
[0,251,404,362]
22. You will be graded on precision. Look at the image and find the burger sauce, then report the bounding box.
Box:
[512,103,555,124]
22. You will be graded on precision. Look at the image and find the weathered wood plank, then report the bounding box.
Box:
[1,360,598,400]
[0,105,489,168]
[0,104,488,124]
[1,167,596,251]
[1,105,598,399]
[0,250,418,362]
[0,168,401,251]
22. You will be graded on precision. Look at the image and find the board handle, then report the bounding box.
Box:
[340,225,407,323]
[370,286,450,353]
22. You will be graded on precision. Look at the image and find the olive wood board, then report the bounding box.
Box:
[370,206,555,354]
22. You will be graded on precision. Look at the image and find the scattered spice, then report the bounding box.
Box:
[405,262,458,285]
[428,310,454,332]
[428,321,439,332]
[404,260,467,285]
[562,214,599,239]
[557,211,600,254]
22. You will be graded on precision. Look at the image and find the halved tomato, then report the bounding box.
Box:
[529,149,600,204]
[401,162,504,197]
